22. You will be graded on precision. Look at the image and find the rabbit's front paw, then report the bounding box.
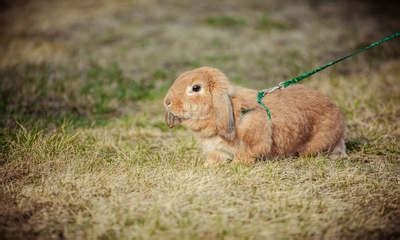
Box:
[233,151,255,165]
[203,151,231,167]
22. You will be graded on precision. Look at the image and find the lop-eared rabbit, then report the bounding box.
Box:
[164,67,346,165]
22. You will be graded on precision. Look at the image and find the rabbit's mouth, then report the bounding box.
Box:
[165,111,183,128]
[165,111,211,128]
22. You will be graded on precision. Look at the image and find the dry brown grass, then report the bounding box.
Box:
[1,0,399,239]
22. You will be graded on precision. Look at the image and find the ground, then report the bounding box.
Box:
[0,0,400,239]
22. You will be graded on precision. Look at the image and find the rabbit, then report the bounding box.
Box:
[164,67,347,165]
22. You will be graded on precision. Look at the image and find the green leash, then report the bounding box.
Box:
[257,32,400,120]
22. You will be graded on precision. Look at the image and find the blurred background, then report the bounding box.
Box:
[0,0,399,126]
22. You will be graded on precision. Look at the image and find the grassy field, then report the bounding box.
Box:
[1,0,400,239]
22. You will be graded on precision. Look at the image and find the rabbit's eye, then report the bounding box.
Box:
[192,85,201,92]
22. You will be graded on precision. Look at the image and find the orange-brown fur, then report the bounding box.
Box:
[164,67,346,165]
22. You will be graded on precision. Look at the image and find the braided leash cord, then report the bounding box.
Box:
[257,32,400,120]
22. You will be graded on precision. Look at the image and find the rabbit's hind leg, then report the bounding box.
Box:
[328,137,348,159]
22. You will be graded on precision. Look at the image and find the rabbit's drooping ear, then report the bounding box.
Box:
[213,90,235,141]
[200,67,235,141]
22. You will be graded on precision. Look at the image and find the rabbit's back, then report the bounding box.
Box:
[263,85,344,156]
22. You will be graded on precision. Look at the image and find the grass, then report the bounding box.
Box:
[256,13,289,31]
[1,0,400,239]
[205,16,247,27]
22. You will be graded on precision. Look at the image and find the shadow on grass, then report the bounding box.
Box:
[345,137,370,153]
[0,62,171,130]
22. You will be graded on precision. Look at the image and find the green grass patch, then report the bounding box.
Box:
[256,13,289,31]
[205,15,247,27]
[83,63,156,114]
